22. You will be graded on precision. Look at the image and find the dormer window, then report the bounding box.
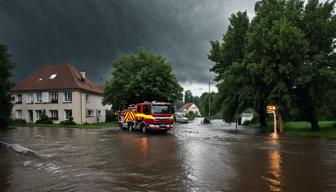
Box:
[49,74,57,80]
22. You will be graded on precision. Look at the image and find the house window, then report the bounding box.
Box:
[16,110,22,119]
[16,94,22,104]
[86,94,89,103]
[49,110,58,120]
[64,110,72,120]
[64,92,72,102]
[86,109,94,117]
[97,110,101,116]
[36,93,42,103]
[35,110,42,120]
[27,93,33,104]
[49,92,58,103]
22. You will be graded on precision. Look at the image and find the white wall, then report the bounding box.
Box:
[11,90,111,124]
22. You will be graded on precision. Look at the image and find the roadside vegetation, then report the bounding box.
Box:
[9,121,117,129]
[244,121,336,140]
[103,48,183,111]
[208,0,336,131]
[0,44,14,130]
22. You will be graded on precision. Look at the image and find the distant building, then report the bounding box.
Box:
[179,103,200,116]
[10,64,111,124]
[241,112,253,124]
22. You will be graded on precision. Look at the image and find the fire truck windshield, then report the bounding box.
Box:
[151,105,172,114]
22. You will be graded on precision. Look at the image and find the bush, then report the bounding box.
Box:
[10,119,27,124]
[105,110,116,122]
[242,116,259,125]
[203,117,211,124]
[35,110,53,124]
[185,111,196,121]
[60,117,76,125]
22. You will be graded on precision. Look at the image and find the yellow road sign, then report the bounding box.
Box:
[267,105,277,112]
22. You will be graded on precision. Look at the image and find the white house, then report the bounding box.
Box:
[179,103,200,116]
[11,63,111,124]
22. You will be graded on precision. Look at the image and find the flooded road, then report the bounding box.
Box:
[1,119,336,191]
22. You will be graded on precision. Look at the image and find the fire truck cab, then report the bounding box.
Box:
[119,101,174,133]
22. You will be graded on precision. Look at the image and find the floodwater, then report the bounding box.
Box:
[1,119,336,192]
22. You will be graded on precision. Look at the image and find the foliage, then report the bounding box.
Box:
[209,11,253,124]
[10,118,27,125]
[35,110,53,124]
[184,111,196,120]
[172,100,184,111]
[193,96,201,108]
[60,117,76,125]
[10,122,117,129]
[105,110,115,122]
[103,48,183,111]
[184,90,193,103]
[203,117,211,124]
[0,44,14,129]
[199,92,220,117]
[209,0,336,130]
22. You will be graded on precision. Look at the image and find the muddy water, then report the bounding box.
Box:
[1,119,336,191]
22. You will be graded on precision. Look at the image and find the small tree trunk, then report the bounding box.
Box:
[259,110,267,128]
[278,112,283,133]
[310,116,320,131]
[235,113,238,134]
[308,107,320,131]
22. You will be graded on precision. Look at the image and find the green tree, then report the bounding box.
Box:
[0,44,14,129]
[103,48,183,111]
[245,0,308,129]
[246,0,336,130]
[193,96,200,108]
[293,0,336,130]
[199,92,219,117]
[209,11,252,123]
[209,0,336,131]
[184,90,193,103]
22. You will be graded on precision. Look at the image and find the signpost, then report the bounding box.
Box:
[267,105,277,134]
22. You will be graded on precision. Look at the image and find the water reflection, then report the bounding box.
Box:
[1,123,336,191]
[264,133,282,192]
[266,150,282,191]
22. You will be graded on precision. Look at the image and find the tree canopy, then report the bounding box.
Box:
[103,48,183,111]
[209,0,336,130]
[0,44,14,129]
[184,90,193,103]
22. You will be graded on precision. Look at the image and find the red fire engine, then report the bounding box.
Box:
[119,101,174,133]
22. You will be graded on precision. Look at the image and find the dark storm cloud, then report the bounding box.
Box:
[0,0,256,84]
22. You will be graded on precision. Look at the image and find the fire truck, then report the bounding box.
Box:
[118,101,174,133]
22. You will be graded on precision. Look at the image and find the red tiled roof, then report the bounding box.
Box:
[179,103,193,112]
[11,64,103,94]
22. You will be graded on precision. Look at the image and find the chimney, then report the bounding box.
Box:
[80,70,86,80]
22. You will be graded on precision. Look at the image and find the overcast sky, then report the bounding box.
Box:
[0,0,257,96]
